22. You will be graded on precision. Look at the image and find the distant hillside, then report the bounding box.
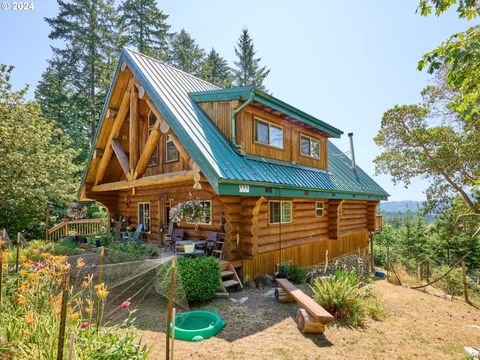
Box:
[380,201,423,213]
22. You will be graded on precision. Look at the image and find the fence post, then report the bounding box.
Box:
[63,220,68,237]
[57,272,70,360]
[426,259,430,283]
[461,260,469,304]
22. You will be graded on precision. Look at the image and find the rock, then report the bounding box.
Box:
[255,274,274,288]
[246,280,257,289]
[264,289,275,297]
[238,296,248,304]
[230,298,238,303]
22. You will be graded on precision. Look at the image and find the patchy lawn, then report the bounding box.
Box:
[128,280,480,359]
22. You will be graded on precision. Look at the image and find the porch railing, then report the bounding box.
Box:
[47,218,110,241]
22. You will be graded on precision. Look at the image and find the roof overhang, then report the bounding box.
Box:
[217,179,388,201]
[189,87,343,138]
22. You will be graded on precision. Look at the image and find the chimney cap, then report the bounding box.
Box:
[348,132,353,137]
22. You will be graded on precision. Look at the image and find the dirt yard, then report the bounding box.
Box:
[131,280,480,359]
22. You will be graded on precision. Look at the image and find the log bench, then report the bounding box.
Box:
[275,278,334,333]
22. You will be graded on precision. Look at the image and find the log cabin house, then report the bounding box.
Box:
[79,48,389,282]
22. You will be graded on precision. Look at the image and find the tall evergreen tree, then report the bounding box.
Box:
[42,0,119,151]
[168,29,205,75]
[233,28,270,90]
[35,56,90,163]
[199,48,233,88]
[118,0,170,60]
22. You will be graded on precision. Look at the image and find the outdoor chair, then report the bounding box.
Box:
[165,227,184,252]
[205,232,218,255]
[121,223,143,242]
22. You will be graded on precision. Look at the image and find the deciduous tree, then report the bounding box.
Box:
[0,65,79,236]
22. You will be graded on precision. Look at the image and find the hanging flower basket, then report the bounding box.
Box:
[169,199,209,225]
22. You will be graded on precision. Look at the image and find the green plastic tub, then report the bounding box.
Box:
[169,310,225,342]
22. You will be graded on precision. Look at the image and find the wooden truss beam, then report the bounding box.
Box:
[95,78,133,185]
[133,116,162,179]
[129,84,139,177]
[111,138,131,180]
[92,170,196,192]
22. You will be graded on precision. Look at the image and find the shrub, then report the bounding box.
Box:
[309,270,383,326]
[433,266,465,296]
[157,257,221,303]
[279,262,309,284]
[52,238,84,256]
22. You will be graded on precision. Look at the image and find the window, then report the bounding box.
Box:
[316,201,325,217]
[147,111,159,166]
[255,118,283,148]
[165,135,179,163]
[269,201,292,224]
[138,202,151,233]
[186,200,212,225]
[300,135,320,159]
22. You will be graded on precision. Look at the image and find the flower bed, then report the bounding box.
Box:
[0,245,149,359]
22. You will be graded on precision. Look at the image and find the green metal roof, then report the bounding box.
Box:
[189,87,343,138]
[79,48,389,201]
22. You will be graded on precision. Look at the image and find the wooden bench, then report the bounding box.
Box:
[275,278,334,333]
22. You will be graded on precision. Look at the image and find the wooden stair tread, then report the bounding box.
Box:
[276,278,334,324]
[221,270,234,278]
[223,279,240,288]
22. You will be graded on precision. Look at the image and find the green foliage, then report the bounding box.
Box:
[374,74,479,213]
[0,65,79,237]
[233,28,270,90]
[167,29,205,76]
[278,262,309,284]
[309,270,382,327]
[118,0,170,60]
[42,0,119,144]
[157,257,221,303]
[52,238,84,256]
[417,0,480,19]
[74,315,149,360]
[199,48,233,88]
[433,266,465,296]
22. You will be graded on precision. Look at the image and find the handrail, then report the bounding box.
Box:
[47,218,109,241]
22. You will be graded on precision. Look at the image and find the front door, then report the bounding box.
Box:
[158,201,171,244]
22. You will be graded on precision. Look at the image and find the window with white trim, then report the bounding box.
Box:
[300,135,320,159]
[186,200,212,225]
[269,201,292,224]
[147,111,159,166]
[315,201,325,217]
[138,202,151,233]
[255,118,283,148]
[165,135,179,163]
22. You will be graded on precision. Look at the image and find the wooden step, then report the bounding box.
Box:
[221,270,234,278]
[213,250,222,253]
[223,279,240,288]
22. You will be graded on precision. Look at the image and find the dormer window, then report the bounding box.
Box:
[255,118,283,149]
[300,135,320,159]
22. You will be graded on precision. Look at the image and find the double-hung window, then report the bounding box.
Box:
[269,201,292,224]
[255,118,283,148]
[138,202,151,233]
[300,135,320,159]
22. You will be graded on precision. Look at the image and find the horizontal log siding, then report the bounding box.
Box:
[242,230,369,283]
[111,182,222,244]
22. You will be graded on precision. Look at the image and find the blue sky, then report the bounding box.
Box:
[0,0,471,201]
